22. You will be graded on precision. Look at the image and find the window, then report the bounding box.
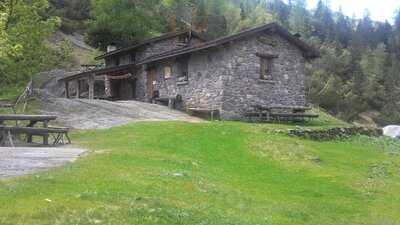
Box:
[177,58,189,83]
[164,66,172,79]
[257,53,278,80]
[260,57,273,80]
[129,53,136,63]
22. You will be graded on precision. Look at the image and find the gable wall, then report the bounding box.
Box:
[220,32,307,119]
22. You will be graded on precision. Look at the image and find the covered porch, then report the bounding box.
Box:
[60,64,137,101]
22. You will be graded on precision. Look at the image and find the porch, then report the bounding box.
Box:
[60,64,137,101]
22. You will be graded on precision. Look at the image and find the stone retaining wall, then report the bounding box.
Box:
[288,127,383,141]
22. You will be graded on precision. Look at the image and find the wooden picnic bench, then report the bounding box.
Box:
[0,114,69,146]
[0,126,70,146]
[245,105,318,123]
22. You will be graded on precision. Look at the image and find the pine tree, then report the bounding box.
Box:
[334,8,352,47]
[288,0,310,37]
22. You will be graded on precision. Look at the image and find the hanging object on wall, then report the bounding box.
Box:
[106,73,133,80]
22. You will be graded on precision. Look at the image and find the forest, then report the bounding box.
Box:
[1,0,400,125]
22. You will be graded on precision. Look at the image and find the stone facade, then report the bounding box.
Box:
[142,48,227,110]
[99,26,314,120]
[132,32,307,120]
[220,33,306,120]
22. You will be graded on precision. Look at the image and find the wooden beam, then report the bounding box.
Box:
[255,52,279,59]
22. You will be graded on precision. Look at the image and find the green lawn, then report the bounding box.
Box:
[0,120,400,225]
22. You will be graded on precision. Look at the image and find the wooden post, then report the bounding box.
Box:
[0,129,5,147]
[88,74,95,100]
[76,80,81,99]
[43,120,49,145]
[104,75,112,98]
[65,81,70,98]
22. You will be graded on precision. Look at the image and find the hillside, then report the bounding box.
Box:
[0,113,399,224]
[1,0,400,125]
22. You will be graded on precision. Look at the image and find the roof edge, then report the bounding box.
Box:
[135,23,320,65]
[95,30,206,60]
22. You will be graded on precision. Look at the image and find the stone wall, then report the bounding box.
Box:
[133,34,306,120]
[133,31,309,120]
[220,33,307,120]
[288,127,383,141]
[140,48,227,110]
[134,67,147,102]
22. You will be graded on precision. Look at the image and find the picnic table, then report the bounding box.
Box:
[0,114,63,146]
[245,105,318,123]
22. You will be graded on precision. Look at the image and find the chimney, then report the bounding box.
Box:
[107,44,117,53]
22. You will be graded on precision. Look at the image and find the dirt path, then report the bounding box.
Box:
[41,98,202,129]
[0,147,86,179]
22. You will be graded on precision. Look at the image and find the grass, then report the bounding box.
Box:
[0,118,399,224]
[0,85,25,101]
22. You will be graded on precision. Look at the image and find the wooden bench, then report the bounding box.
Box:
[270,113,319,122]
[154,97,175,108]
[0,125,71,146]
[0,114,58,144]
[245,105,318,123]
[187,108,220,120]
[154,95,182,109]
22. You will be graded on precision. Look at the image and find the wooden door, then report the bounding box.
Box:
[147,69,156,100]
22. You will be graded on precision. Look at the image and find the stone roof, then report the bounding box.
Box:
[61,23,319,82]
[136,23,319,66]
[95,30,206,60]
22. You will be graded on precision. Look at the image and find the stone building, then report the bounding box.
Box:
[60,23,319,120]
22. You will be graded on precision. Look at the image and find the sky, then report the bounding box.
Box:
[306,0,399,23]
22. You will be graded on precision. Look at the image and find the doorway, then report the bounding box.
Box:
[147,68,157,101]
[109,78,136,100]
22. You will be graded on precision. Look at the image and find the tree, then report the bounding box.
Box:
[355,10,375,47]
[380,55,400,124]
[223,2,241,34]
[0,0,59,87]
[312,0,335,41]
[288,0,310,37]
[334,8,352,47]
[203,0,228,39]
[48,0,91,21]
[87,0,166,49]
[359,44,388,109]
[267,0,291,27]
[237,3,276,31]
[392,9,400,59]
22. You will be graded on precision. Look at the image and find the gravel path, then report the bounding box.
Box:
[0,147,86,179]
[41,98,201,129]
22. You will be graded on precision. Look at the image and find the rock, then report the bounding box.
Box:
[34,69,77,98]
[172,172,185,177]
[383,125,400,139]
